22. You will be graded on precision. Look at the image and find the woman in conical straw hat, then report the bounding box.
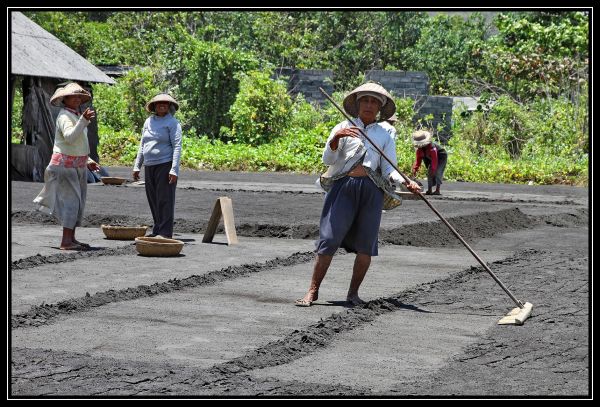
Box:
[296,82,421,307]
[33,82,100,250]
[132,93,182,239]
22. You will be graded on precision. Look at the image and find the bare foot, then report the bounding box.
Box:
[346,294,366,306]
[295,291,318,307]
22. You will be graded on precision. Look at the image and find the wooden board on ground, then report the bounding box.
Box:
[202,197,238,245]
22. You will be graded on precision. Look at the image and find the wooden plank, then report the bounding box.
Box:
[219,197,238,245]
[202,198,223,243]
[202,197,238,245]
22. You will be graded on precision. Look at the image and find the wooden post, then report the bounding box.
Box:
[202,197,238,245]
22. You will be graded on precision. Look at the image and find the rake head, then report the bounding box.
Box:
[497,302,533,325]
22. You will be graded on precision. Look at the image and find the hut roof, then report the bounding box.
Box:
[10,11,115,84]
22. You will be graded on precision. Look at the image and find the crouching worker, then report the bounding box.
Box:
[296,82,421,307]
[411,130,448,195]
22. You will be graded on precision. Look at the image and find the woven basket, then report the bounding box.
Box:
[135,236,184,257]
[101,224,148,240]
[101,177,127,185]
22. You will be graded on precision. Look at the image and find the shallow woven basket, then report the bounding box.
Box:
[101,224,148,240]
[101,176,127,185]
[134,236,184,257]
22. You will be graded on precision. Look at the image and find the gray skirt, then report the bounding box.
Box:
[33,165,88,229]
[315,176,383,256]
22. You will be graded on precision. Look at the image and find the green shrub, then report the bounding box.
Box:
[180,40,259,139]
[223,71,293,146]
[97,124,140,165]
[93,66,166,134]
[11,80,24,144]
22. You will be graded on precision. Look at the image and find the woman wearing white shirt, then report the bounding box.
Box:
[296,82,421,307]
[33,82,100,250]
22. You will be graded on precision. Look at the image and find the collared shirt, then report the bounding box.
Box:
[52,109,90,157]
[321,118,405,185]
[133,113,182,177]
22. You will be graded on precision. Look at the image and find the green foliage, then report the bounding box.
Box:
[180,39,259,138]
[474,11,588,101]
[403,13,487,95]
[97,124,140,165]
[93,66,166,133]
[448,93,588,185]
[223,71,293,146]
[494,11,588,56]
[11,80,24,144]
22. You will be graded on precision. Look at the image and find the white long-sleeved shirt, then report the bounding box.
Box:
[52,109,90,157]
[321,118,405,185]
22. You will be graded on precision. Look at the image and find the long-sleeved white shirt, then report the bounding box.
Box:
[321,118,405,185]
[52,109,90,157]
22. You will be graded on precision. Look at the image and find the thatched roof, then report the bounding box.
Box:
[10,11,115,84]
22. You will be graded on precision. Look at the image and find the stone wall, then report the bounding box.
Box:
[365,70,429,97]
[413,95,454,142]
[273,67,333,105]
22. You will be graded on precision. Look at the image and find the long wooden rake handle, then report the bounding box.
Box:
[319,87,524,309]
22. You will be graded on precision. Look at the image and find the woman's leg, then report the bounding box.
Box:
[296,254,334,306]
[60,227,77,249]
[347,253,371,305]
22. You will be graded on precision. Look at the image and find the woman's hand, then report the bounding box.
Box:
[168,174,178,184]
[404,180,422,194]
[87,159,100,172]
[132,170,140,181]
[330,126,360,150]
[82,107,96,121]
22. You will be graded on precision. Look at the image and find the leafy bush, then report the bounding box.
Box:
[223,71,292,146]
[448,93,588,185]
[97,124,140,165]
[93,66,166,133]
[11,79,24,144]
[180,40,259,138]
[473,12,588,102]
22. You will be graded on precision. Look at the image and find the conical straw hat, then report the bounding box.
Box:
[342,82,396,121]
[50,82,91,107]
[145,93,179,113]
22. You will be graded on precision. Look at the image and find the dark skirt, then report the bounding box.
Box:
[315,176,383,256]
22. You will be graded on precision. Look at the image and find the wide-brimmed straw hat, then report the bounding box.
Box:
[386,113,398,123]
[145,93,179,113]
[343,82,396,121]
[412,130,433,148]
[50,82,91,107]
